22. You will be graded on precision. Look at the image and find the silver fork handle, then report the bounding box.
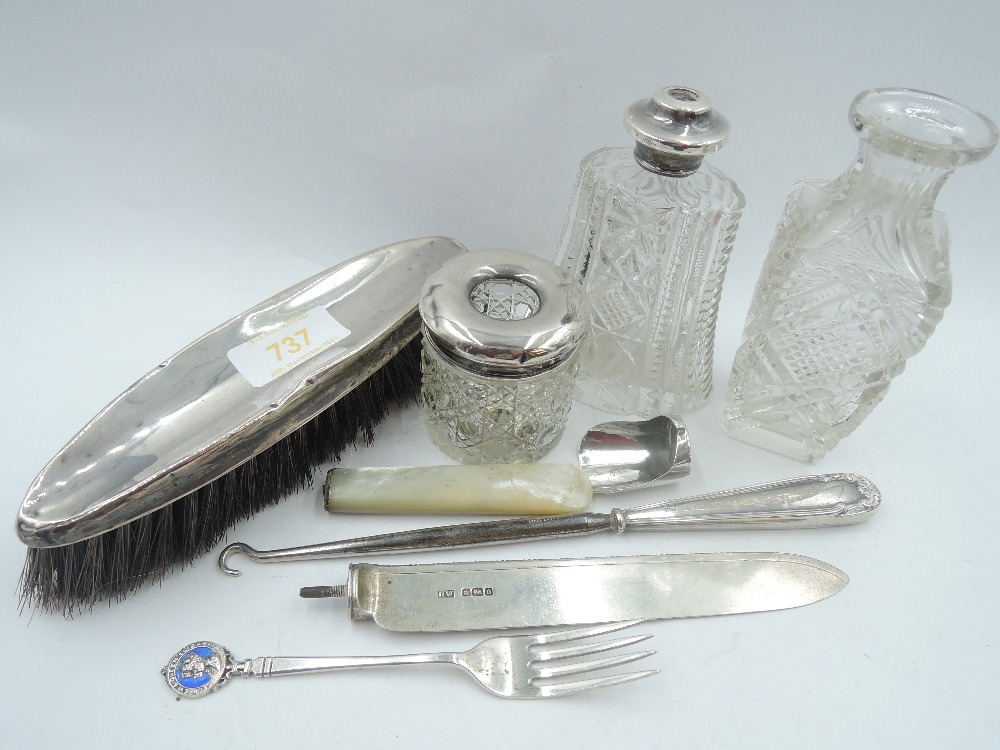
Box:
[247,652,456,677]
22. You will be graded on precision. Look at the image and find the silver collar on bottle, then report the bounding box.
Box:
[624,86,731,176]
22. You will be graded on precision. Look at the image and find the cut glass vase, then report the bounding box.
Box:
[723,88,997,461]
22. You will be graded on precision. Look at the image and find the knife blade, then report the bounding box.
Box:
[299,552,848,631]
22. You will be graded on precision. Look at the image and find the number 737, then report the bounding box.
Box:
[265,328,310,361]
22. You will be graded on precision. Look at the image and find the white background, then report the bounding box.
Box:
[2,2,998,748]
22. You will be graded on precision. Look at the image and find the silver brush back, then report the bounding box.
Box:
[17,237,467,612]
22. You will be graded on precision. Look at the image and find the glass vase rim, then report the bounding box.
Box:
[849,88,998,168]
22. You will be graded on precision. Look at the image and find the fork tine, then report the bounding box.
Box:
[532,633,652,662]
[535,669,660,698]
[529,620,646,645]
[533,649,657,680]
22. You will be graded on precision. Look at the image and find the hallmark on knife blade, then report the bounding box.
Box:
[437,587,494,598]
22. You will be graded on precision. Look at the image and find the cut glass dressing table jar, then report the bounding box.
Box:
[419,250,588,463]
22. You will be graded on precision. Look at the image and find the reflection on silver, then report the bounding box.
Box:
[304,552,848,632]
[17,237,467,548]
[580,415,691,493]
[219,473,880,575]
[163,622,658,700]
[320,415,691,516]
[419,250,588,377]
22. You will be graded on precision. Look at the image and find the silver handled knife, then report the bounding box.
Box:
[298,552,849,631]
[219,473,880,575]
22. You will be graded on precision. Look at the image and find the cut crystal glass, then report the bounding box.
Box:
[555,146,744,414]
[420,336,580,464]
[723,88,997,461]
[469,278,540,320]
[418,250,587,464]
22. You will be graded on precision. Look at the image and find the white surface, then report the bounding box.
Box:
[2,2,998,747]
[226,306,351,387]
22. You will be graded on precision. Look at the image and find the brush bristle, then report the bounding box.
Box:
[19,336,423,616]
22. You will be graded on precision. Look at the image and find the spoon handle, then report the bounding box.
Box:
[619,474,879,530]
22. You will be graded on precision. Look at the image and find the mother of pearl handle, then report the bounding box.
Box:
[323,464,593,515]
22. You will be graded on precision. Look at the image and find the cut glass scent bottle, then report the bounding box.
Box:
[554,86,744,415]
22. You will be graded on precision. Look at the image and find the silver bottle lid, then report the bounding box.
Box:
[419,250,588,378]
[624,86,731,176]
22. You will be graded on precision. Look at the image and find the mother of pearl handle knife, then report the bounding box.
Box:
[219,473,879,575]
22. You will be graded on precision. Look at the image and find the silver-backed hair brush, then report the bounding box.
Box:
[17,236,467,614]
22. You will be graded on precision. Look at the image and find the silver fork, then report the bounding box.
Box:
[162,621,658,699]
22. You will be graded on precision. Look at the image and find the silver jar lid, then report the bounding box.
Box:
[419,250,588,378]
[624,85,731,176]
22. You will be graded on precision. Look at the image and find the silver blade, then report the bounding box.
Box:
[344,552,848,632]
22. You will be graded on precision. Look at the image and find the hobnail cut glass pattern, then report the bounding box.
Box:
[420,334,579,464]
[470,278,540,320]
[723,132,983,461]
[555,147,744,415]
